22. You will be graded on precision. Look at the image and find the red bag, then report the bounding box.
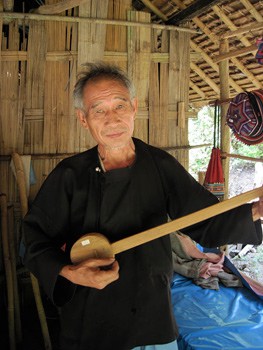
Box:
[204,103,225,201]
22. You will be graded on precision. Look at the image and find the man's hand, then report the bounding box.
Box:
[252,196,263,221]
[59,258,119,289]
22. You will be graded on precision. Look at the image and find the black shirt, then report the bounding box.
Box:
[23,138,262,350]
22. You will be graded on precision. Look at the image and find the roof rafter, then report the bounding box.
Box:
[166,0,225,25]
[172,0,262,91]
[212,4,262,89]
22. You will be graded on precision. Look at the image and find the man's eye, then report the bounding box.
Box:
[95,109,104,114]
[116,104,125,110]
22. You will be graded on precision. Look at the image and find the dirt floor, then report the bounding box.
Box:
[229,162,263,285]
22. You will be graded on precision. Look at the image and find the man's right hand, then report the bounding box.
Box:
[59,258,119,289]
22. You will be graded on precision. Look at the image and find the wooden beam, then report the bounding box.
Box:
[189,80,207,99]
[173,0,262,90]
[166,0,225,25]
[222,152,263,163]
[220,21,263,39]
[213,4,262,89]
[3,0,13,11]
[0,11,200,33]
[240,0,263,22]
[219,39,230,199]
[213,43,257,63]
[190,62,220,94]
[190,41,242,93]
[141,0,241,96]
[33,0,85,14]
[140,0,168,21]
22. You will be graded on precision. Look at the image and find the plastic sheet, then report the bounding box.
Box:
[171,273,263,349]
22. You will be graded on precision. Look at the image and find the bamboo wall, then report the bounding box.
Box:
[0,0,191,269]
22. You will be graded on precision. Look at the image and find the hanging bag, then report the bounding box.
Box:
[226,89,263,145]
[204,102,225,201]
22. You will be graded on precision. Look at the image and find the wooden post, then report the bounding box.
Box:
[0,194,16,350]
[219,39,230,255]
[8,205,22,344]
[219,39,230,199]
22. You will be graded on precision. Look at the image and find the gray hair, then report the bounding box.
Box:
[73,62,136,111]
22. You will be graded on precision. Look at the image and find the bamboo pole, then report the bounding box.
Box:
[0,194,16,350]
[219,39,230,254]
[33,0,85,14]
[8,205,22,344]
[219,39,230,199]
[221,152,263,163]
[11,153,52,350]
[140,0,168,21]
[0,143,212,161]
[3,0,14,11]
[221,21,263,39]
[0,11,200,33]
[213,44,257,63]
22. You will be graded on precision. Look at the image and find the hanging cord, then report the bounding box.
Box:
[214,101,221,148]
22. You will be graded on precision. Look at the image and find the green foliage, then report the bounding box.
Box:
[188,106,214,178]
[230,135,263,166]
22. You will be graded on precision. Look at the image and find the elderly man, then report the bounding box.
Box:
[23,62,263,350]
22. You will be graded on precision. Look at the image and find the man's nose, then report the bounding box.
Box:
[105,109,120,123]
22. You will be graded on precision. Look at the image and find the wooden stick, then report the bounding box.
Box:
[221,21,263,39]
[111,187,263,255]
[221,152,263,163]
[219,38,230,199]
[0,143,212,161]
[33,0,85,14]
[11,153,52,350]
[0,12,200,33]
[213,43,257,63]
[0,194,16,350]
[8,205,22,344]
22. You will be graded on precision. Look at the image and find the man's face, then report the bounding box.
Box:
[77,78,138,150]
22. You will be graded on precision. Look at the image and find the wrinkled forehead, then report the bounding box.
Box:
[82,77,133,110]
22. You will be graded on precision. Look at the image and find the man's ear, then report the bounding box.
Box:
[132,98,138,116]
[76,110,89,129]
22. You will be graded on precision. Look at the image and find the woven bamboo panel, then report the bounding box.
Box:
[149,62,169,147]
[76,0,109,151]
[0,4,192,205]
[127,11,151,143]
[0,21,22,156]
[105,0,131,53]
[168,30,191,169]
[24,20,46,155]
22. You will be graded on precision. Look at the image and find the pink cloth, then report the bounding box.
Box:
[175,233,225,278]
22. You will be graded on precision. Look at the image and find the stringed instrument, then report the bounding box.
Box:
[70,187,263,264]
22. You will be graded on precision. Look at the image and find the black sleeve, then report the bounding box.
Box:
[22,162,76,306]
[154,150,262,248]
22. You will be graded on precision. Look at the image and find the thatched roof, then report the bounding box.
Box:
[132,0,263,108]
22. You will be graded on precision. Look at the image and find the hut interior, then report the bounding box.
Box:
[0,0,263,349]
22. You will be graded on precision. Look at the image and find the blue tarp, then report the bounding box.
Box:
[171,273,263,349]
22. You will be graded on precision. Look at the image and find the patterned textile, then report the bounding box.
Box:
[226,89,263,145]
[255,38,263,65]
